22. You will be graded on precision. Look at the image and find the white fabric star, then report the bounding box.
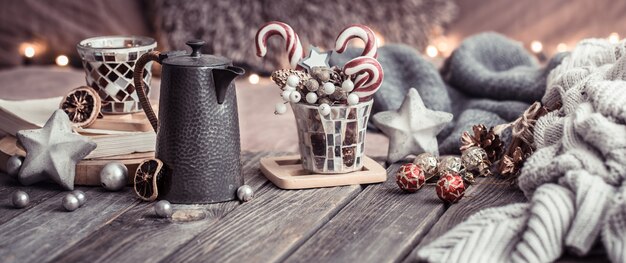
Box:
[17,110,96,190]
[373,88,453,163]
[298,46,331,70]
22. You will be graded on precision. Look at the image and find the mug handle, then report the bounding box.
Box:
[133,51,161,132]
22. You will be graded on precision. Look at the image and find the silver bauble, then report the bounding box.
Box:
[6,155,24,178]
[413,153,438,179]
[154,200,173,218]
[11,190,29,208]
[237,185,254,202]
[71,190,87,206]
[437,156,463,176]
[461,146,488,171]
[99,162,128,191]
[62,194,80,212]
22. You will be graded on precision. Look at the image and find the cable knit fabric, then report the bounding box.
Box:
[417,38,626,262]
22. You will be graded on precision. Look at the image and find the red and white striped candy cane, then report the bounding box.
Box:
[342,56,384,100]
[334,25,378,58]
[255,21,305,69]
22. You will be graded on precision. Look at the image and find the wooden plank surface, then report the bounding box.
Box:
[0,175,64,225]
[284,163,447,263]
[162,183,362,262]
[0,187,138,263]
[414,176,526,249]
[51,152,274,263]
[403,175,613,263]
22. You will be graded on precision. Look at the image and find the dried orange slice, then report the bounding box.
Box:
[134,158,165,201]
[60,86,101,128]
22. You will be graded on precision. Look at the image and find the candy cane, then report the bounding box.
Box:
[342,56,384,99]
[255,21,305,69]
[334,25,378,58]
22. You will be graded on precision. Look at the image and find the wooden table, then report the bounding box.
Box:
[0,152,609,262]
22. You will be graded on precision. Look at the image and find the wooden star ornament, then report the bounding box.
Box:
[372,89,453,163]
[17,110,96,190]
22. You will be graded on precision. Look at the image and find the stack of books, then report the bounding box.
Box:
[0,97,156,185]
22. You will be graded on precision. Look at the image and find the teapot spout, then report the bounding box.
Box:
[213,66,245,104]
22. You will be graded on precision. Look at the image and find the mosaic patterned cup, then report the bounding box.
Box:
[291,100,373,174]
[77,36,157,114]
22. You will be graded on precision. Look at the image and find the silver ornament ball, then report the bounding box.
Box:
[281,90,292,102]
[414,152,438,179]
[322,82,336,95]
[274,102,288,115]
[318,103,331,116]
[286,75,300,87]
[342,79,355,92]
[100,162,128,191]
[71,190,87,206]
[347,93,360,105]
[11,190,29,208]
[6,155,24,178]
[437,156,463,176]
[289,91,302,103]
[154,200,173,218]
[237,185,254,202]
[62,194,80,212]
[305,92,318,104]
[461,146,488,171]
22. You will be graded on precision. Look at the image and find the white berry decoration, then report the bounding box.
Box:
[275,102,288,115]
[282,90,292,101]
[305,92,318,104]
[342,79,355,92]
[323,82,336,95]
[319,103,331,116]
[286,75,300,87]
[289,91,302,103]
[347,93,360,105]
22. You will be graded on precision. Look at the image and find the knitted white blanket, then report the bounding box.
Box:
[417,39,626,262]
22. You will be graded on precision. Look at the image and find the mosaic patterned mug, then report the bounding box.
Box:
[292,100,372,174]
[77,36,157,113]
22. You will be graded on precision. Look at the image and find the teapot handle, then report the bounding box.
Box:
[133,51,161,132]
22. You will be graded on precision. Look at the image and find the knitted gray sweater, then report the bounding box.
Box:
[417,39,626,262]
[330,32,564,155]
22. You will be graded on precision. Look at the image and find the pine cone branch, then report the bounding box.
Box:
[270,69,311,89]
[460,124,504,163]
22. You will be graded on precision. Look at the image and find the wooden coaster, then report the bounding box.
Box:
[260,155,386,189]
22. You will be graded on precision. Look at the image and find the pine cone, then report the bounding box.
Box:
[460,124,504,163]
[499,147,525,177]
[270,69,311,89]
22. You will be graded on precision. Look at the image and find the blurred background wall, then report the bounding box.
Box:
[1,0,625,72]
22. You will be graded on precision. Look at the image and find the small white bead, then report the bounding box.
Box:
[323,82,336,95]
[305,92,318,104]
[287,75,300,87]
[289,91,302,103]
[282,90,292,101]
[275,103,288,115]
[319,103,331,116]
[347,93,360,105]
[284,85,296,91]
[342,79,355,92]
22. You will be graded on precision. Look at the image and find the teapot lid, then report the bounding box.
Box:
[161,40,230,68]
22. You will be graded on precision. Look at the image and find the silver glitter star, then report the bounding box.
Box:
[17,110,96,190]
[372,89,453,163]
[298,46,331,70]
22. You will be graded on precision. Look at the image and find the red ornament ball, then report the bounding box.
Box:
[436,173,466,203]
[396,163,425,192]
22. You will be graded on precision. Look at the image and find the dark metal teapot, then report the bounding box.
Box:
[133,40,245,204]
